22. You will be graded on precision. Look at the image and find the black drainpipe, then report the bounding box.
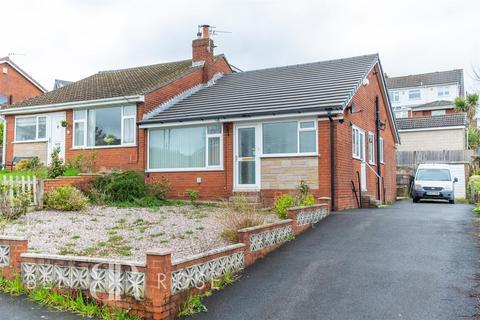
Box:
[375,96,381,201]
[328,113,335,212]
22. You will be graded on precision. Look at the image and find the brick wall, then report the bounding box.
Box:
[43,174,98,192]
[0,62,44,105]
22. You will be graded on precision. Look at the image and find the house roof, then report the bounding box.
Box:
[143,54,381,124]
[7,57,213,108]
[0,56,47,93]
[411,100,453,109]
[386,69,464,96]
[396,113,467,131]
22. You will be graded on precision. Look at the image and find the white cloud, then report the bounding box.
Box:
[2,0,478,91]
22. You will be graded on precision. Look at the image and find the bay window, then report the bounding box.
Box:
[148,124,223,170]
[73,105,136,148]
[262,120,317,155]
[15,115,47,142]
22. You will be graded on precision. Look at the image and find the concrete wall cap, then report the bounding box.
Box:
[146,249,172,256]
[237,220,292,233]
[172,243,245,266]
[20,252,145,267]
[0,235,28,241]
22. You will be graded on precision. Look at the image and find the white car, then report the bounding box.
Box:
[412,164,458,204]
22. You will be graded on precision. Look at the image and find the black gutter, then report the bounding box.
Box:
[328,113,335,212]
[375,95,381,201]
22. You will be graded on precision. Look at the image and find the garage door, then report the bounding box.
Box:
[449,164,466,199]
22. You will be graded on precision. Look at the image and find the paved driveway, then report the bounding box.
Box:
[194,200,479,320]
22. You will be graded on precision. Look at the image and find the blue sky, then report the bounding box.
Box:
[2,0,479,91]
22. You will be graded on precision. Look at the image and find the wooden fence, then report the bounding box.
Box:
[397,150,474,167]
[0,175,41,206]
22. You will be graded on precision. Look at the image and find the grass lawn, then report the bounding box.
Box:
[0,167,80,179]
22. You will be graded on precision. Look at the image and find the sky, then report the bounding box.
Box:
[1,0,479,92]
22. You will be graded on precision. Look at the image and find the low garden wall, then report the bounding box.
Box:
[0,203,330,319]
[43,174,99,192]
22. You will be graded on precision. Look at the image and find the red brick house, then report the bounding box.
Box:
[0,26,399,210]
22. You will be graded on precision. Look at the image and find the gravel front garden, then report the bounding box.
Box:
[0,204,279,262]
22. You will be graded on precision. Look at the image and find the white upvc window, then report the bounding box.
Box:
[379,137,384,163]
[391,91,400,102]
[352,125,365,160]
[262,119,317,156]
[408,89,421,100]
[368,131,375,164]
[431,109,446,116]
[15,115,47,142]
[73,105,136,148]
[437,86,450,97]
[148,124,223,171]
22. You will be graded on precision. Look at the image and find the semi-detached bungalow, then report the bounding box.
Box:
[0,26,400,211]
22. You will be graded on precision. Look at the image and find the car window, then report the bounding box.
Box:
[416,169,451,181]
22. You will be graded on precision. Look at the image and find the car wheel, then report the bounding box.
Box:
[413,198,420,203]
[449,199,455,204]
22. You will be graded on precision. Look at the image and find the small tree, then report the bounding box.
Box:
[47,147,66,179]
[454,93,479,126]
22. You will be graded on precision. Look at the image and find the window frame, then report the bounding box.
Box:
[437,86,450,97]
[392,91,400,102]
[408,89,421,101]
[72,105,137,149]
[261,119,318,157]
[379,137,384,163]
[352,125,365,161]
[14,115,48,143]
[368,131,375,165]
[431,109,446,116]
[147,124,224,172]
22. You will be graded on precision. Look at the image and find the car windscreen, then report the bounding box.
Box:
[416,169,451,181]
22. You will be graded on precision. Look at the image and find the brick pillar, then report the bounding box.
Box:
[237,230,253,266]
[317,197,331,212]
[145,249,173,320]
[0,236,28,280]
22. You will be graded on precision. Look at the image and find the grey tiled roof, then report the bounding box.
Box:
[144,54,380,123]
[396,113,466,130]
[8,57,211,108]
[386,69,464,96]
[412,100,453,109]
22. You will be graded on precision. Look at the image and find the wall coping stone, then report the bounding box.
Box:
[20,252,145,267]
[172,243,245,266]
[0,235,28,241]
[145,249,172,256]
[237,220,292,233]
[289,203,328,211]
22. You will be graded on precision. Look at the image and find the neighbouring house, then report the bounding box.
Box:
[53,79,72,90]
[0,26,400,210]
[395,113,467,151]
[0,56,46,107]
[386,69,464,119]
[0,26,232,167]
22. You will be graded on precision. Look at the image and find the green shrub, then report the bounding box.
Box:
[47,147,66,179]
[146,178,171,200]
[300,194,315,206]
[0,185,31,220]
[273,194,295,218]
[186,189,200,206]
[30,156,41,169]
[15,159,32,171]
[44,185,88,211]
[92,171,145,202]
[473,206,480,214]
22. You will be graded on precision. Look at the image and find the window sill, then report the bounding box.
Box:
[146,167,224,173]
[260,153,318,158]
[13,140,48,144]
[71,144,137,150]
[369,161,376,166]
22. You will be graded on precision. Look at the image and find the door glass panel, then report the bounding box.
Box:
[237,127,256,185]
[239,161,255,185]
[238,128,255,157]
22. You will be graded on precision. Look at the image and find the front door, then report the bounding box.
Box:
[359,130,367,191]
[48,112,66,164]
[235,125,259,190]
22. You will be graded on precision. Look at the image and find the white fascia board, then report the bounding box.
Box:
[0,95,144,115]
[412,105,453,111]
[139,110,343,129]
[398,125,465,132]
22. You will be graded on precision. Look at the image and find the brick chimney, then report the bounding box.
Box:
[192,25,214,66]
